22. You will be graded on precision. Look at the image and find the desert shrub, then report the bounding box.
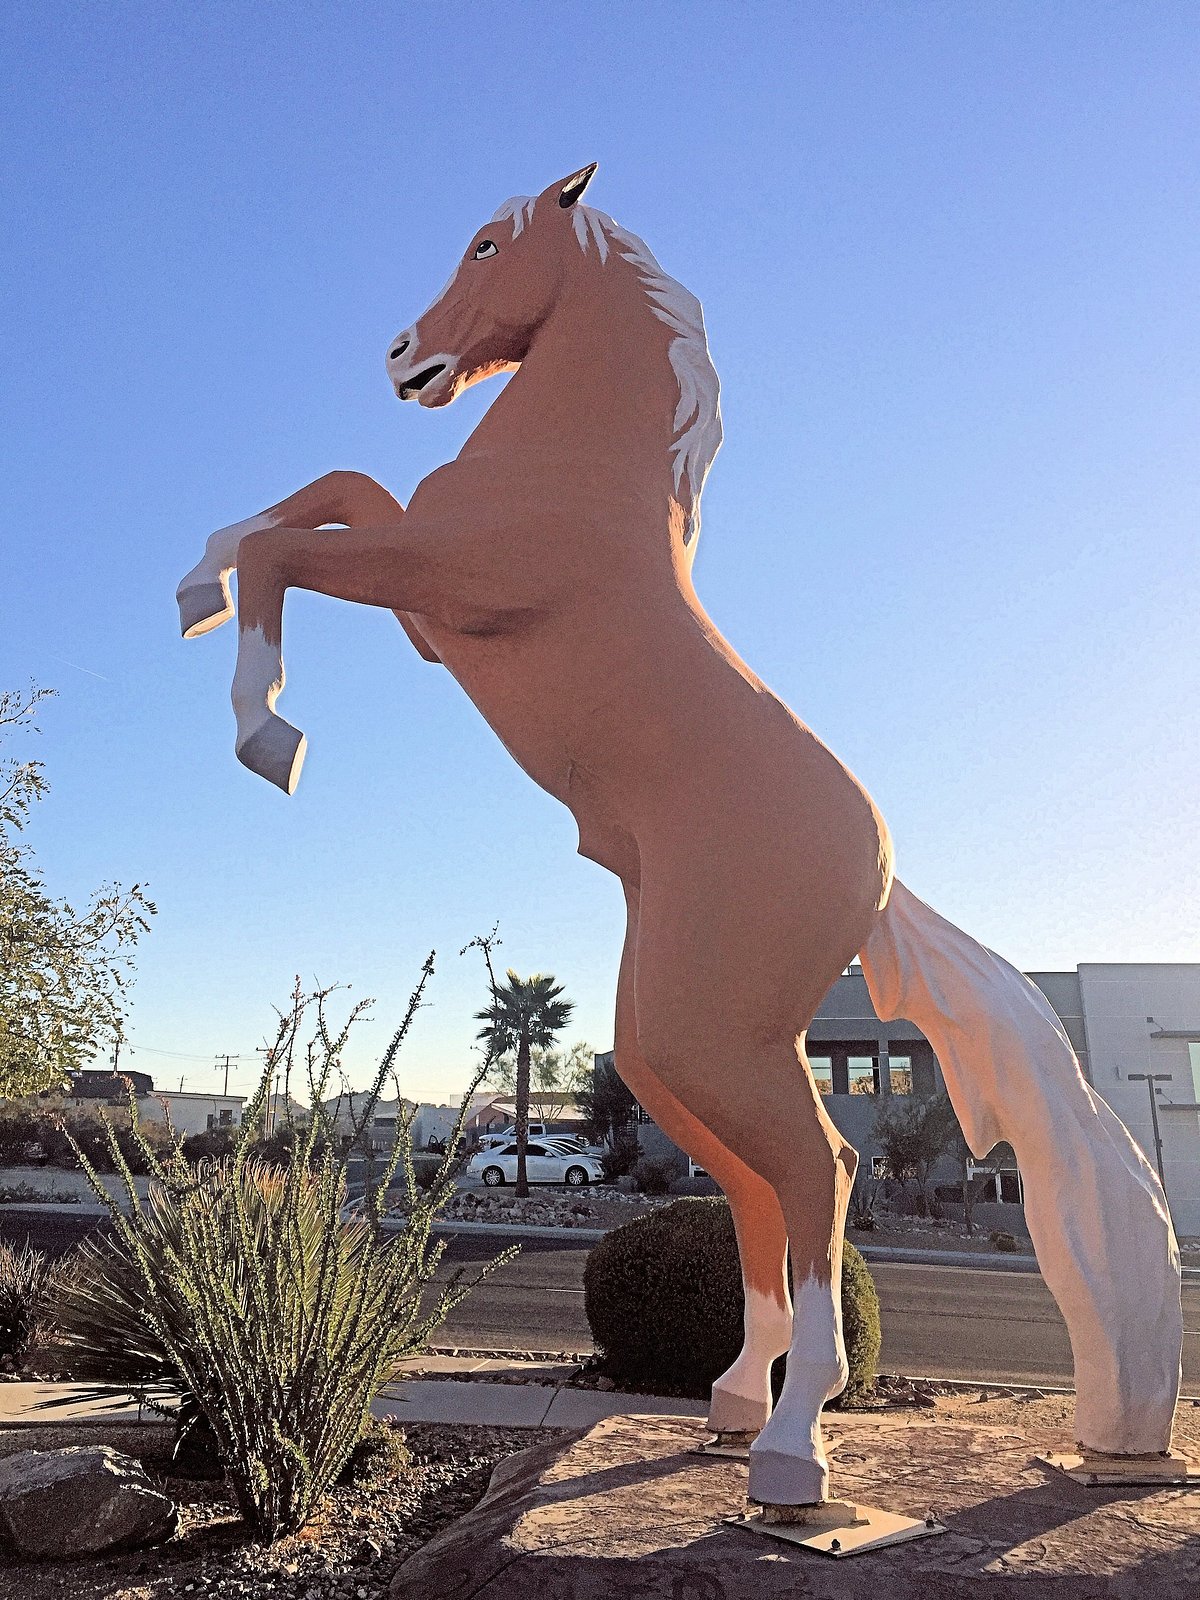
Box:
[51,962,511,1542]
[0,1106,48,1165]
[411,1154,441,1191]
[849,1179,878,1231]
[599,1129,641,1182]
[179,1126,238,1164]
[584,1197,880,1404]
[0,1105,175,1174]
[991,1230,1017,1253]
[0,1239,58,1369]
[337,1415,410,1486]
[630,1155,675,1195]
[0,1179,79,1204]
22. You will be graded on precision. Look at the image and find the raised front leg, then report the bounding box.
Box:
[177,512,269,639]
[230,508,474,791]
[176,471,440,656]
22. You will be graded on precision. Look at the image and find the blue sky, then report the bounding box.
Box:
[2,2,1197,1105]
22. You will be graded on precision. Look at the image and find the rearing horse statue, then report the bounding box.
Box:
[178,165,1183,1507]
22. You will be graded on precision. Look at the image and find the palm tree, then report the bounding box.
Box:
[476,971,574,1198]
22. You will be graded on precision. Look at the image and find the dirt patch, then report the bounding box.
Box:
[931,1386,1200,1451]
[848,1214,1036,1256]
[0,1420,564,1600]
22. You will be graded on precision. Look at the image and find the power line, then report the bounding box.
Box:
[124,1042,230,1062]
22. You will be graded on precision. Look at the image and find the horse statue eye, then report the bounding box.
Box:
[473,239,498,260]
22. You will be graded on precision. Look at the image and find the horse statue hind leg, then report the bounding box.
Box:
[626,869,870,1507]
[611,894,794,1441]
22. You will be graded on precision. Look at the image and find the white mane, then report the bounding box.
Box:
[492,195,723,550]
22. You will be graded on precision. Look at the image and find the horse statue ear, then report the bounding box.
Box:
[555,163,598,209]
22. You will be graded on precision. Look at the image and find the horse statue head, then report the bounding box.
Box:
[386,164,722,550]
[386,164,600,410]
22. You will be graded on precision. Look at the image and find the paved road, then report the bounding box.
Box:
[6,1209,1196,1392]
[433,1233,1200,1392]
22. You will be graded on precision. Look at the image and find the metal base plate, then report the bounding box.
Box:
[728,1504,947,1559]
[1039,1451,1200,1488]
[693,1431,756,1460]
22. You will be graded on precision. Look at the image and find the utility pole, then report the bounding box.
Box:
[1128,1072,1172,1197]
[215,1054,239,1096]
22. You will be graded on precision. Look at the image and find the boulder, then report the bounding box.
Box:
[0,1445,177,1558]
[391,1412,1200,1599]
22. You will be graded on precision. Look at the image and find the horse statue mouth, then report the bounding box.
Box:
[398,362,448,400]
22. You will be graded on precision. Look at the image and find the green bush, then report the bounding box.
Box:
[0,1239,58,1369]
[0,1105,175,1174]
[630,1155,676,1195]
[179,1126,238,1164]
[584,1197,880,1404]
[599,1130,641,1182]
[411,1154,442,1191]
[0,1107,47,1166]
[52,966,511,1542]
[336,1414,410,1487]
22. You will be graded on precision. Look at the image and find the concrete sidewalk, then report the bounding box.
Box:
[0,1365,707,1433]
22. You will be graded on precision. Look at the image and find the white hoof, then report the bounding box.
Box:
[708,1381,772,1436]
[746,1350,846,1506]
[236,715,307,794]
[748,1439,830,1506]
[178,579,233,639]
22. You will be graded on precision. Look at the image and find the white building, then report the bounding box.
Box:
[141,1090,246,1138]
[623,960,1200,1237]
[1073,964,1200,1236]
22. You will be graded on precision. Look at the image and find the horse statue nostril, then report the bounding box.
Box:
[390,340,409,361]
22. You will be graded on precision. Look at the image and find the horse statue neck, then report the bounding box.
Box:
[464,208,722,553]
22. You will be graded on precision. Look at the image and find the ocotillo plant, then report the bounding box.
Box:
[54,949,512,1541]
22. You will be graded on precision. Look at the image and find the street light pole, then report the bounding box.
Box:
[1127,1072,1172,1196]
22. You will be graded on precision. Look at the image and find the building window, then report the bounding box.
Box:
[848,1056,879,1095]
[870,1155,890,1179]
[808,1056,834,1096]
[888,1056,913,1095]
[1189,1042,1200,1102]
[218,1109,233,1126]
[968,1160,1025,1205]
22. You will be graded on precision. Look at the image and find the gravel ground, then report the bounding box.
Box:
[0,1421,563,1600]
[430,1188,676,1230]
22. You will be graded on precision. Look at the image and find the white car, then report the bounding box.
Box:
[467,1141,604,1188]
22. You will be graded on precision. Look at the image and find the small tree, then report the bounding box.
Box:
[577,1053,638,1148]
[948,1137,1016,1236]
[487,1038,593,1124]
[0,686,155,1097]
[475,972,573,1197]
[871,1092,959,1215]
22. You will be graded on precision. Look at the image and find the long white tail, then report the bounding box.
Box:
[860,877,1182,1454]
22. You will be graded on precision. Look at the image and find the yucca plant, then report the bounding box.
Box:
[52,952,511,1541]
[0,1238,58,1368]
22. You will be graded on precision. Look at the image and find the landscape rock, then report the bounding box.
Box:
[391,1410,1200,1599]
[0,1445,177,1557]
